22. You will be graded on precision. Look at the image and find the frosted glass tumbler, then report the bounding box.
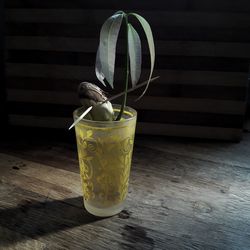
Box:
[74,104,137,217]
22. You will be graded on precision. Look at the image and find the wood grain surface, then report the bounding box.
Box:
[1,132,250,249]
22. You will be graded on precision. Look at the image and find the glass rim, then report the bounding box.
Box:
[73,104,137,127]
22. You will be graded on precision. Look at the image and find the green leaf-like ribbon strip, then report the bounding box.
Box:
[95,11,124,88]
[130,13,155,100]
[128,23,142,87]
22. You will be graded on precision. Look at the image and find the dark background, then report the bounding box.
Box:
[1,0,250,141]
[0,0,7,133]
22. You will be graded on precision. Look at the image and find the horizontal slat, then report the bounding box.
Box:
[137,110,243,128]
[6,36,250,58]
[5,0,250,12]
[6,63,94,80]
[6,80,247,100]
[7,90,78,105]
[8,114,71,129]
[7,89,246,115]
[136,122,242,141]
[8,115,242,141]
[7,102,243,127]
[7,51,248,72]
[6,36,99,53]
[6,78,79,91]
[7,23,250,43]
[6,64,248,86]
[6,10,250,28]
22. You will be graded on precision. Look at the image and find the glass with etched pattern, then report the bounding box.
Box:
[74,105,137,217]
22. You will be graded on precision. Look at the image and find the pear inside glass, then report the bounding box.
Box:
[74,104,137,217]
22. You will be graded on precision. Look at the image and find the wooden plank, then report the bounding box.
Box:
[7,89,246,115]
[6,10,250,28]
[1,169,79,202]
[7,23,250,43]
[0,153,81,194]
[0,226,49,250]
[135,133,250,170]
[6,64,248,86]
[8,115,242,140]
[5,0,250,13]
[0,142,79,174]
[0,185,113,249]
[6,36,250,58]
[128,143,250,238]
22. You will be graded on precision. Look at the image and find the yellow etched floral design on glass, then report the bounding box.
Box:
[75,113,136,208]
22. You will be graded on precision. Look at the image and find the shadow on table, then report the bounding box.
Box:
[0,196,103,246]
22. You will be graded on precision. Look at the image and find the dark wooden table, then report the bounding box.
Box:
[1,131,250,249]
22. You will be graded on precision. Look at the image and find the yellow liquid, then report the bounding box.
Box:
[75,109,136,208]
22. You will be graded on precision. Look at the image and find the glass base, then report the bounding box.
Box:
[84,200,124,217]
